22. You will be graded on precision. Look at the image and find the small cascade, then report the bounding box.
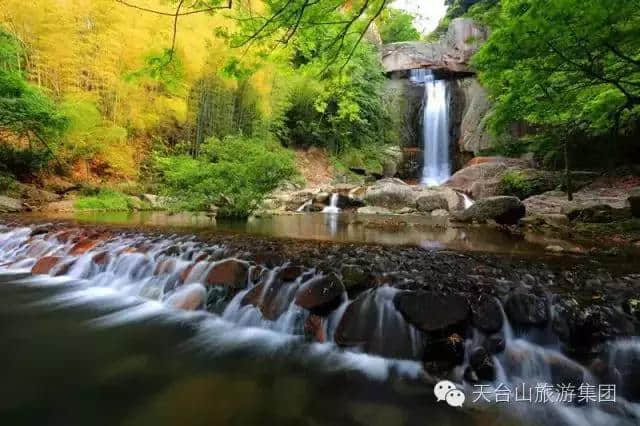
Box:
[410,69,452,187]
[0,224,639,425]
[461,193,475,209]
[322,193,340,214]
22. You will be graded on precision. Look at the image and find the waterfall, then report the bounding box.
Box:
[411,69,451,187]
[322,193,340,214]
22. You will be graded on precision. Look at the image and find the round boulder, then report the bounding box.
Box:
[504,292,548,327]
[393,291,470,334]
[456,196,526,225]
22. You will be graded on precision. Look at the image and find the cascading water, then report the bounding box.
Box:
[0,223,639,425]
[411,69,452,187]
[322,193,340,214]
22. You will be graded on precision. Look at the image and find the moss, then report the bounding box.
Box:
[74,189,147,211]
[499,170,551,200]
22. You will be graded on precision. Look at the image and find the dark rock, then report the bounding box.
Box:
[277,265,305,282]
[295,273,345,315]
[456,196,526,225]
[205,259,250,289]
[471,295,503,333]
[469,346,495,381]
[487,334,506,354]
[340,264,372,294]
[552,300,636,356]
[565,204,631,223]
[424,333,465,374]
[334,289,421,360]
[393,291,470,334]
[547,353,585,388]
[92,251,111,266]
[504,292,548,327]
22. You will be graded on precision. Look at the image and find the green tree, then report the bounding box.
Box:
[378,9,421,43]
[472,0,640,199]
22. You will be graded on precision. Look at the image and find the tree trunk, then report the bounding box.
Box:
[564,138,573,201]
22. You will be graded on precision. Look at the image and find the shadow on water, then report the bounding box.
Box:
[0,276,520,426]
[20,210,584,257]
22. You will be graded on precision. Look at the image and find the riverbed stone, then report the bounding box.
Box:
[471,295,503,333]
[31,256,62,274]
[166,284,206,311]
[393,291,470,334]
[415,191,448,212]
[340,264,372,295]
[469,346,496,381]
[363,178,417,210]
[455,196,526,225]
[505,292,548,327]
[357,206,393,215]
[0,196,22,212]
[564,203,632,223]
[205,259,250,289]
[295,273,345,315]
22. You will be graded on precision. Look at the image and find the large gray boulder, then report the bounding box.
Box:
[456,196,526,225]
[381,18,487,73]
[416,187,465,212]
[363,178,417,210]
[444,161,509,197]
[0,196,22,212]
[458,79,492,155]
[524,188,631,216]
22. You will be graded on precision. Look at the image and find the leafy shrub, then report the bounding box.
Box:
[74,189,139,211]
[155,136,298,217]
[0,145,52,178]
[499,170,557,200]
[378,9,421,43]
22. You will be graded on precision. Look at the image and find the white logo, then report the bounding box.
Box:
[435,380,466,407]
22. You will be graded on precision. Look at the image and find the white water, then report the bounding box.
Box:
[1,224,639,425]
[322,193,340,214]
[411,69,451,187]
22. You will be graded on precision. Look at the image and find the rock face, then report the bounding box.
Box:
[457,79,492,155]
[0,196,22,212]
[363,178,417,210]
[381,18,487,74]
[524,188,632,216]
[456,196,526,225]
[505,293,548,327]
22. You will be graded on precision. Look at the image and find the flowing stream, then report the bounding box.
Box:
[0,224,639,425]
[411,69,452,187]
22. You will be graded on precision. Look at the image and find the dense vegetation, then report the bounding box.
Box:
[377,9,422,43]
[0,0,405,217]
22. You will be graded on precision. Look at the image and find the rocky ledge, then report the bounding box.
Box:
[1,218,640,400]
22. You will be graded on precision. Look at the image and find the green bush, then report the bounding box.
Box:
[0,145,52,178]
[378,9,421,43]
[74,189,140,211]
[499,170,558,200]
[155,136,298,217]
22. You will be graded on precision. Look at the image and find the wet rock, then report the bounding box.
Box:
[92,251,111,266]
[165,284,206,311]
[0,195,22,212]
[335,289,421,360]
[205,259,250,289]
[363,178,417,210]
[340,264,372,295]
[393,291,470,334]
[471,295,503,334]
[552,300,636,356]
[295,273,345,315]
[487,334,506,354]
[277,265,305,282]
[242,280,298,320]
[545,245,564,253]
[455,196,526,225]
[546,352,585,388]
[304,314,327,343]
[424,333,465,373]
[70,238,100,255]
[505,292,548,327]
[630,187,640,218]
[31,256,62,274]
[469,346,495,381]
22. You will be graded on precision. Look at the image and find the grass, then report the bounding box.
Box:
[74,189,148,211]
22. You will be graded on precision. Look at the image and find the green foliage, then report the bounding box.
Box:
[74,189,140,211]
[0,171,18,193]
[473,0,640,139]
[499,170,537,199]
[155,136,298,217]
[0,145,52,178]
[378,9,421,43]
[126,49,186,95]
[0,29,67,140]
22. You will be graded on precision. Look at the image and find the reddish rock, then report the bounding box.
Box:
[92,251,111,266]
[304,315,327,343]
[32,256,62,274]
[295,274,345,315]
[241,281,295,320]
[205,259,249,289]
[53,230,76,243]
[179,263,197,282]
[70,238,100,255]
[166,284,206,311]
[277,265,305,282]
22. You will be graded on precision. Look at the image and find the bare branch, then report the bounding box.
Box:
[115,0,232,17]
